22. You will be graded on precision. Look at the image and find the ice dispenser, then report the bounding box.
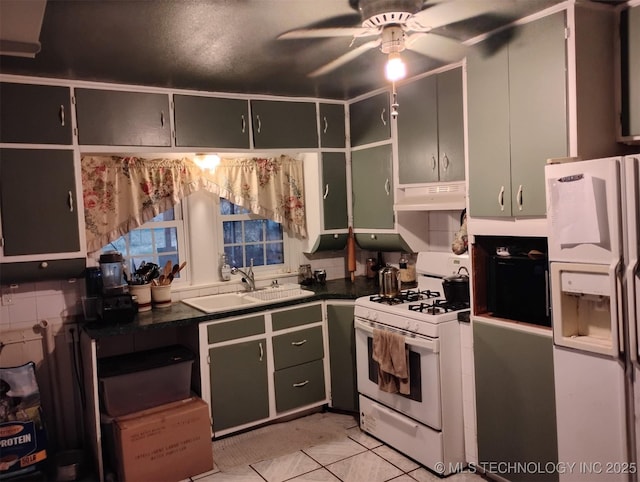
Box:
[551,262,620,356]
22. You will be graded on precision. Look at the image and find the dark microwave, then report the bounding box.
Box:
[487,254,550,327]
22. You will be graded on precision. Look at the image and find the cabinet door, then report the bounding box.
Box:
[174,95,250,148]
[622,5,640,137]
[321,152,348,230]
[437,68,465,182]
[467,44,512,217]
[0,149,79,256]
[509,11,567,216]
[209,339,269,432]
[474,320,558,482]
[319,103,346,148]
[0,83,72,145]
[75,89,171,146]
[352,144,394,229]
[349,92,391,147]
[397,75,438,184]
[251,100,318,148]
[327,304,358,413]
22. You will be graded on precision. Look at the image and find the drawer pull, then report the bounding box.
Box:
[259,342,264,361]
[291,339,307,346]
[293,380,309,388]
[323,116,328,134]
[241,114,246,133]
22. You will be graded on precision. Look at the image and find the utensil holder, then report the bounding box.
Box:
[151,284,172,309]
[129,283,152,312]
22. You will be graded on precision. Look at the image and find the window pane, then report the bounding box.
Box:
[265,220,283,241]
[225,245,243,267]
[220,198,233,215]
[223,221,243,244]
[245,244,264,266]
[154,227,177,251]
[107,237,126,254]
[244,220,264,243]
[128,229,153,255]
[266,242,284,265]
[152,208,174,222]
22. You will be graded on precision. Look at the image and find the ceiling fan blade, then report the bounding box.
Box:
[278,27,377,40]
[409,0,509,31]
[406,33,466,62]
[308,38,381,77]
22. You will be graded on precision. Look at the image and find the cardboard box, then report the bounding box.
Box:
[114,397,213,482]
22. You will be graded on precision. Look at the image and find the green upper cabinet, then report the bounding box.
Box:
[349,92,391,147]
[468,11,567,217]
[250,100,318,148]
[322,152,348,231]
[75,88,171,146]
[174,95,250,148]
[0,149,80,256]
[621,4,640,140]
[397,67,464,184]
[0,83,73,145]
[319,103,346,148]
[352,144,394,229]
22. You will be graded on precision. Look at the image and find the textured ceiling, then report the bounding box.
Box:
[0,0,615,100]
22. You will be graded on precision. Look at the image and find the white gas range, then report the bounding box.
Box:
[354,252,470,476]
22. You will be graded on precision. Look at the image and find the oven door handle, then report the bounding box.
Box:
[355,319,440,353]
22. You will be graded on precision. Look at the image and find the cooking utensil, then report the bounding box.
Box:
[442,266,470,304]
[347,226,356,283]
[167,261,187,284]
[379,264,400,298]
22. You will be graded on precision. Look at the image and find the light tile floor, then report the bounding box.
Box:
[193,415,485,482]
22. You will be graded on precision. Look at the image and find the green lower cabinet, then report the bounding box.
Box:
[209,339,269,432]
[327,304,357,413]
[274,359,326,413]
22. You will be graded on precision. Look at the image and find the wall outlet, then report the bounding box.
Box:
[1,288,14,306]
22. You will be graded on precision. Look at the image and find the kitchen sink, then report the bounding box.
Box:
[181,284,315,314]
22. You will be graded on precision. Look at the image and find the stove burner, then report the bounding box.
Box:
[369,289,442,305]
[408,299,470,314]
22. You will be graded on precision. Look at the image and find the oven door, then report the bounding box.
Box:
[355,318,442,429]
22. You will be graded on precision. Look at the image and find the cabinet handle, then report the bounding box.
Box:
[323,184,329,200]
[241,114,246,133]
[256,115,262,134]
[384,178,390,195]
[258,342,264,361]
[291,339,307,346]
[498,186,505,211]
[160,111,166,128]
[442,154,450,170]
[323,116,328,134]
[59,105,65,127]
[40,261,48,269]
[68,191,74,212]
[516,185,523,211]
[431,156,437,171]
[333,234,339,239]
[292,380,309,388]
[380,108,387,126]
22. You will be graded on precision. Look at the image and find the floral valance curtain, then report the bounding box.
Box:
[81,154,306,254]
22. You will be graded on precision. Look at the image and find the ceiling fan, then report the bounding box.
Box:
[278,0,499,80]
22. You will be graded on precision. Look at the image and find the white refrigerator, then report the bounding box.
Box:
[545,155,639,482]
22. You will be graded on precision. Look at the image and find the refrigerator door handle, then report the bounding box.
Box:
[628,261,639,364]
[614,261,624,356]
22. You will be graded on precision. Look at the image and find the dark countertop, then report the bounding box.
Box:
[84,276,380,340]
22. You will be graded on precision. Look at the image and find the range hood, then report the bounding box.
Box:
[394,181,466,211]
[0,0,47,58]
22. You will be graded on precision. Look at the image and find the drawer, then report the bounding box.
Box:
[272,326,324,370]
[274,359,326,413]
[272,304,323,331]
[207,315,265,344]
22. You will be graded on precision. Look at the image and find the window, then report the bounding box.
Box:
[103,205,187,283]
[220,198,284,269]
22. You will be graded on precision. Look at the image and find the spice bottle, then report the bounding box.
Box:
[399,253,416,284]
[220,253,231,281]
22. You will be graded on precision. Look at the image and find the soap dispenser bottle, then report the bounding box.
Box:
[220,253,231,281]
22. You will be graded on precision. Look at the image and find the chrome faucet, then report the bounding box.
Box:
[231,259,255,291]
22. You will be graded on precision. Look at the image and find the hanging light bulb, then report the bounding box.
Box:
[385,52,406,82]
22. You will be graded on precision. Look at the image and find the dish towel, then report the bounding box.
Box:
[372,329,410,395]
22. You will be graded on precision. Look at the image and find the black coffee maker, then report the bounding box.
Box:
[97,251,135,323]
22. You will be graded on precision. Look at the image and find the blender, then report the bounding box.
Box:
[97,251,135,322]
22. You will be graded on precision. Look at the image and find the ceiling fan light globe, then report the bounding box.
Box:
[385,53,406,81]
